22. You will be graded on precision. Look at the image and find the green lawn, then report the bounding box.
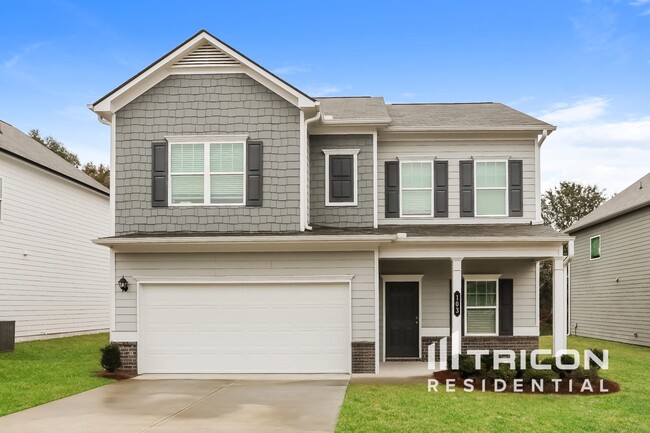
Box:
[337,336,650,433]
[0,333,113,416]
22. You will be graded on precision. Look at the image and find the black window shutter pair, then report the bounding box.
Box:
[151,140,263,207]
[329,155,355,203]
[384,161,448,218]
[459,160,524,217]
[450,278,514,336]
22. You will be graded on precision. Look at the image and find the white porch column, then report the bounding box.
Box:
[451,258,463,367]
[552,256,567,356]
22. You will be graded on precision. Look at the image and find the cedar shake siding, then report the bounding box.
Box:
[114,73,301,235]
[570,206,650,347]
[309,135,374,228]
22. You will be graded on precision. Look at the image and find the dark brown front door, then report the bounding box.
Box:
[385,282,419,358]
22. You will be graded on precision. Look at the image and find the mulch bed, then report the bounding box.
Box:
[96,370,137,381]
[432,370,620,395]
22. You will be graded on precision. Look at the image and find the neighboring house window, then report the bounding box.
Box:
[475,161,508,216]
[465,278,499,335]
[169,139,245,206]
[324,149,359,206]
[590,235,601,260]
[400,161,433,217]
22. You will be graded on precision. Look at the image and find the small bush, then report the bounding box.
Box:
[588,348,605,370]
[480,352,494,372]
[488,364,518,382]
[457,354,478,378]
[100,343,122,372]
[522,367,558,384]
[514,354,531,378]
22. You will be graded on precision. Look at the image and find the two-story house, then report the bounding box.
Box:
[91,30,571,374]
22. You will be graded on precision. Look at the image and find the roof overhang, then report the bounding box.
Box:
[566,203,650,234]
[89,30,316,122]
[383,126,557,133]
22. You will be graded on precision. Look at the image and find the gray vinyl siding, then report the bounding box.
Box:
[309,135,374,227]
[377,136,537,223]
[115,251,376,341]
[114,73,301,235]
[570,206,650,347]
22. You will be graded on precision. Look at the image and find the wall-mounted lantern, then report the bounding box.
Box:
[118,276,129,292]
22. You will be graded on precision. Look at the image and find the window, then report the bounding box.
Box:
[475,161,507,216]
[590,235,601,260]
[169,139,245,205]
[465,279,499,335]
[324,149,359,206]
[400,161,433,216]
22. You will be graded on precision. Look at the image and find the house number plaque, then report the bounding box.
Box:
[454,291,461,317]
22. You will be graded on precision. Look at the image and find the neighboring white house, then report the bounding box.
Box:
[0,120,110,341]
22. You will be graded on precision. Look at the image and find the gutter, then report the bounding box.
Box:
[302,110,321,231]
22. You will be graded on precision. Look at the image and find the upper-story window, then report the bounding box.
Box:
[169,139,245,206]
[590,235,601,260]
[400,161,433,217]
[324,149,359,206]
[475,161,508,217]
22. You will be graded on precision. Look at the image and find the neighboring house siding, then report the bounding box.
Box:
[114,73,301,235]
[114,251,376,341]
[309,135,374,227]
[570,207,650,347]
[0,154,110,340]
[377,136,537,223]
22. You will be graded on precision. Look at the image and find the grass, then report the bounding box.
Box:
[0,333,113,416]
[337,336,650,433]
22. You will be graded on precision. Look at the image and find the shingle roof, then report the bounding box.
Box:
[0,120,109,195]
[566,172,650,233]
[317,97,392,125]
[384,103,554,131]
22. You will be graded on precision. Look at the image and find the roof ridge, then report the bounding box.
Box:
[388,102,495,106]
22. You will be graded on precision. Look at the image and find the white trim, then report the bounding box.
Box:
[589,235,601,260]
[396,155,437,161]
[109,114,116,235]
[110,331,138,342]
[381,274,424,359]
[323,149,359,207]
[300,110,306,231]
[399,160,434,218]
[0,175,4,222]
[110,250,116,332]
[474,160,508,217]
[373,249,380,374]
[168,139,247,207]
[463,276,500,337]
[534,135,542,221]
[535,260,540,327]
[513,326,540,336]
[136,276,353,374]
[372,130,378,228]
[421,327,450,337]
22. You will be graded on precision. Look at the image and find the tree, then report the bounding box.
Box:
[82,162,110,188]
[28,129,110,187]
[539,181,607,334]
[29,129,81,168]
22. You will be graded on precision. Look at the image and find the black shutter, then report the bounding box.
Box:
[459,160,474,217]
[434,161,448,217]
[385,161,400,218]
[246,140,263,207]
[329,154,354,203]
[508,160,523,217]
[499,279,514,336]
[151,140,168,207]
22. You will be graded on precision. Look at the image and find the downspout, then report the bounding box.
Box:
[564,239,574,337]
[302,110,321,231]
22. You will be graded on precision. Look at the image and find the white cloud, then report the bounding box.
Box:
[303,85,342,97]
[539,97,650,194]
[630,0,650,6]
[272,65,309,75]
[2,42,44,69]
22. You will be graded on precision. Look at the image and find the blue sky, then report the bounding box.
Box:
[1,0,649,194]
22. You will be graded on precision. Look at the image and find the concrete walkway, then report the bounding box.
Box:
[0,376,349,433]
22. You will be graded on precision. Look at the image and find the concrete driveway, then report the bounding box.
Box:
[0,375,349,433]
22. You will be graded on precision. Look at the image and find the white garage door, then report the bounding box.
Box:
[139,282,351,373]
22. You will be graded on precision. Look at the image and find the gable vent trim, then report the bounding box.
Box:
[172,43,241,68]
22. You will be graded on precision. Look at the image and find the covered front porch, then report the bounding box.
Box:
[376,233,573,368]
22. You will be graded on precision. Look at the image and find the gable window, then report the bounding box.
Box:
[400,161,433,217]
[465,277,499,336]
[590,235,601,260]
[475,161,508,216]
[168,136,246,206]
[324,149,359,206]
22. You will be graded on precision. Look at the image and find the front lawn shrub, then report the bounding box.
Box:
[457,354,477,378]
[100,343,122,372]
[522,367,558,384]
[588,348,605,370]
[488,364,517,382]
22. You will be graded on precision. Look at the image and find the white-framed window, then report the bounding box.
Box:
[400,160,433,217]
[475,160,508,216]
[0,177,3,221]
[324,149,359,206]
[590,235,601,260]
[464,275,500,336]
[167,135,247,206]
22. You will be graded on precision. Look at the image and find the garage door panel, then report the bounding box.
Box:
[139,282,351,373]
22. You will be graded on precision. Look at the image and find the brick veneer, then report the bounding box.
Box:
[352,341,375,373]
[115,342,137,372]
[421,336,539,362]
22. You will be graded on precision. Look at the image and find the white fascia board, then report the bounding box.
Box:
[384,126,557,133]
[94,234,397,246]
[394,236,572,243]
